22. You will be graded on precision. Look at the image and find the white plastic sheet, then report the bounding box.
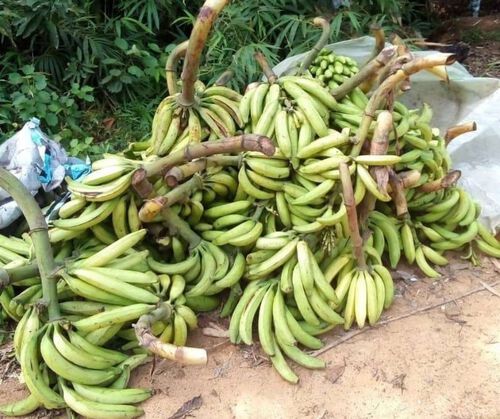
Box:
[274,37,500,231]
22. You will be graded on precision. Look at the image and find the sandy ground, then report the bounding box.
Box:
[0,257,499,419]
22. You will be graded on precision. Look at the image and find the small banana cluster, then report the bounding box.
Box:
[7,305,151,418]
[150,85,243,156]
[308,49,359,89]
[336,263,395,330]
[230,238,346,382]
[241,74,337,145]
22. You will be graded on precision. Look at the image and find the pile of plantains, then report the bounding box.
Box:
[1,1,499,417]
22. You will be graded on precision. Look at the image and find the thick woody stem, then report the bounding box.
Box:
[144,134,275,177]
[331,47,396,100]
[351,54,457,157]
[426,65,449,83]
[388,170,408,217]
[179,0,229,106]
[165,156,240,187]
[162,207,203,248]
[445,121,477,145]
[0,168,60,320]
[417,170,461,193]
[397,170,421,189]
[366,24,386,64]
[254,52,278,84]
[132,169,155,199]
[0,262,40,290]
[339,163,366,269]
[166,40,189,96]
[165,160,208,187]
[139,175,203,223]
[215,70,234,86]
[297,17,331,76]
[135,303,207,365]
[358,110,393,226]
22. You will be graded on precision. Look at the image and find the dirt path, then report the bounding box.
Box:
[0,258,499,418]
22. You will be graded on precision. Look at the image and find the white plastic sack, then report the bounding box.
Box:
[0,119,69,228]
[274,37,500,231]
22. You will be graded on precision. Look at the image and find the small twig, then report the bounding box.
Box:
[313,280,500,357]
[480,281,500,297]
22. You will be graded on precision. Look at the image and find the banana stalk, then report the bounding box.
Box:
[388,171,409,217]
[166,40,189,96]
[178,0,229,106]
[0,168,60,319]
[417,170,461,193]
[0,261,40,289]
[296,17,331,76]
[162,207,203,249]
[331,47,396,100]
[339,163,366,269]
[214,70,234,86]
[365,24,386,65]
[143,134,275,177]
[135,303,207,365]
[351,53,457,157]
[445,121,477,145]
[165,156,239,186]
[254,52,278,84]
[358,110,393,225]
[139,175,203,223]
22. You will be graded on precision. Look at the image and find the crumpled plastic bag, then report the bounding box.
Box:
[274,36,500,231]
[0,118,90,228]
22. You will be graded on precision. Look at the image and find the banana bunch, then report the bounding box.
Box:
[198,200,264,248]
[64,156,140,203]
[156,303,198,347]
[308,48,359,89]
[150,85,243,156]
[148,238,246,297]
[227,237,347,382]
[3,298,152,418]
[236,153,291,201]
[240,74,337,148]
[337,264,394,330]
[0,283,42,320]
[203,167,239,202]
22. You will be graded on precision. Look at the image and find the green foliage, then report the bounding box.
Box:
[0,0,430,157]
[0,64,94,135]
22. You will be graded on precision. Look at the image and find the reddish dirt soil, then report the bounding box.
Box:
[1,256,498,418]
